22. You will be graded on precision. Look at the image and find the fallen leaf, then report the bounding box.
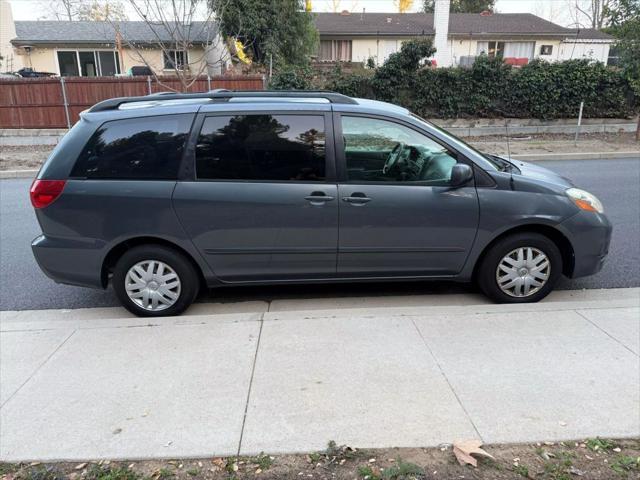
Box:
[211,458,225,467]
[569,466,585,476]
[74,463,87,470]
[255,468,262,474]
[453,440,495,467]
[613,447,621,452]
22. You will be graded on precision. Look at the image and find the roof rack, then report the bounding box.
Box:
[88,90,358,112]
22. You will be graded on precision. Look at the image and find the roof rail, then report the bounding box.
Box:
[88,90,358,112]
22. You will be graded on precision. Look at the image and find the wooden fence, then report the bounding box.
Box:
[0,75,266,128]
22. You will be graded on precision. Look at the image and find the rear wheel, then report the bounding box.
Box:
[477,232,562,303]
[113,245,199,317]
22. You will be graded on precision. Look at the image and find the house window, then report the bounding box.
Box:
[477,41,505,58]
[163,50,189,70]
[318,40,352,62]
[56,50,120,77]
[607,46,620,66]
[540,45,553,55]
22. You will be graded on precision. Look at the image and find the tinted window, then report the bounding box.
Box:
[71,114,192,180]
[196,115,326,181]
[342,116,459,185]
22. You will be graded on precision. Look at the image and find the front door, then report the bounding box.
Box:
[336,114,479,277]
[173,112,338,282]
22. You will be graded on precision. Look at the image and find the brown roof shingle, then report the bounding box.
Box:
[313,12,613,39]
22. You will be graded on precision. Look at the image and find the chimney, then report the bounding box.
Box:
[361,7,365,21]
[433,0,452,67]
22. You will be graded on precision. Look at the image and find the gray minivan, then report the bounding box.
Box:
[30,90,611,317]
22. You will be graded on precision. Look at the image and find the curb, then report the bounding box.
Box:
[0,169,39,179]
[1,152,638,180]
[512,151,640,161]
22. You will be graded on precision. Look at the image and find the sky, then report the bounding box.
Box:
[8,0,580,27]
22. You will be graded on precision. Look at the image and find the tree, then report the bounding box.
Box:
[450,0,495,13]
[395,0,414,13]
[566,0,639,29]
[77,1,128,20]
[213,0,318,67]
[116,0,229,91]
[40,0,127,21]
[424,0,495,13]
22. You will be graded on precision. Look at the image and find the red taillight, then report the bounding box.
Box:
[30,179,66,209]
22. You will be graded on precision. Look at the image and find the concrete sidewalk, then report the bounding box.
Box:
[1,288,638,462]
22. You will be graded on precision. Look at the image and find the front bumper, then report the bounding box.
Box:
[32,234,106,289]
[558,210,612,278]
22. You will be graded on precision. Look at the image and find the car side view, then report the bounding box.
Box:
[30,90,612,317]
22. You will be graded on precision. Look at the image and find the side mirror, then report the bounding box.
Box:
[450,163,473,187]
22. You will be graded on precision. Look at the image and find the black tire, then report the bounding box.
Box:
[113,245,199,317]
[477,232,563,304]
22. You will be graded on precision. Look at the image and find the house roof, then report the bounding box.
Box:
[565,28,614,40]
[12,20,218,46]
[313,12,614,39]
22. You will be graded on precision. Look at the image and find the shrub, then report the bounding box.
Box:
[269,64,313,90]
[301,38,636,119]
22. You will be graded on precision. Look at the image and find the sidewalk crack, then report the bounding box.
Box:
[1,329,77,409]
[236,312,265,456]
[410,318,484,442]
[575,310,638,357]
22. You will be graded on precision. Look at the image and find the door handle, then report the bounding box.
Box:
[305,192,335,203]
[342,193,372,204]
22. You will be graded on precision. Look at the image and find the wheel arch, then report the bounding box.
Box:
[472,224,575,281]
[101,236,206,289]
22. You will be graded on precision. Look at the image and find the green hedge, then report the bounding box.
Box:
[271,40,636,119]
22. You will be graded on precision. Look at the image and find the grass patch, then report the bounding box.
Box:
[512,464,529,477]
[85,465,141,480]
[0,463,21,476]
[17,466,64,480]
[247,453,273,470]
[586,437,617,452]
[358,459,424,480]
[610,455,640,476]
[153,468,175,480]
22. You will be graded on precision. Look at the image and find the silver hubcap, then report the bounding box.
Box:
[125,260,181,311]
[496,247,550,298]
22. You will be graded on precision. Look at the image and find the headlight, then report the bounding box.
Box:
[566,188,604,214]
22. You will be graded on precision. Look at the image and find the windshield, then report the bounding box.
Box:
[409,113,509,171]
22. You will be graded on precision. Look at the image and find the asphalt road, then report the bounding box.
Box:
[1,157,638,311]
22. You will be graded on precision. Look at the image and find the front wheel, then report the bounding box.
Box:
[113,245,199,317]
[477,233,562,303]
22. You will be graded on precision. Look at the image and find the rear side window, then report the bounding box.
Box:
[71,114,192,180]
[196,114,326,181]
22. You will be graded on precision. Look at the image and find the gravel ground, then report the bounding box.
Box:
[1,438,638,480]
[0,145,52,171]
[0,133,638,171]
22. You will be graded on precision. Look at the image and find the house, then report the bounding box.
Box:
[2,1,226,77]
[313,8,615,67]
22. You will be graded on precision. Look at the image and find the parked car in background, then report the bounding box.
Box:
[128,66,154,76]
[17,67,56,77]
[30,91,611,317]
